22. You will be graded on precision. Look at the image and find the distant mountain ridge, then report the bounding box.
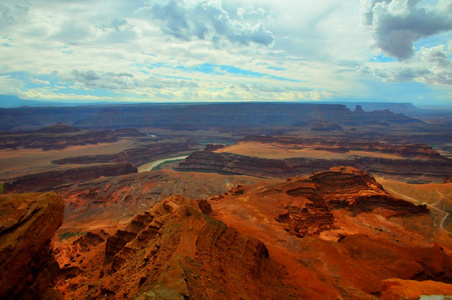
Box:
[0,102,423,132]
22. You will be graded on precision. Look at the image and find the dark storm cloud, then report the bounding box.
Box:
[142,0,274,46]
[362,0,452,60]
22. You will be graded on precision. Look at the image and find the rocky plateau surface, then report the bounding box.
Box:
[243,135,445,159]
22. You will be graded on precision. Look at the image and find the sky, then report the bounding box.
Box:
[0,0,451,106]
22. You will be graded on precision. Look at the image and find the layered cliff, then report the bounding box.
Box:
[52,139,200,167]
[243,135,444,159]
[177,150,452,182]
[0,192,64,299]
[268,167,428,237]
[0,123,118,150]
[3,163,137,193]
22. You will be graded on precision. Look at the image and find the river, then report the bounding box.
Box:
[137,155,189,172]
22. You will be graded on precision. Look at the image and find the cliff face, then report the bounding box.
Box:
[243,135,444,159]
[0,192,64,299]
[3,163,137,193]
[270,167,428,237]
[0,124,118,150]
[177,150,452,182]
[52,139,200,167]
[56,196,295,299]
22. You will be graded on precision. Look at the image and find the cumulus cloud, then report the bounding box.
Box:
[360,44,452,85]
[362,0,452,60]
[141,0,274,47]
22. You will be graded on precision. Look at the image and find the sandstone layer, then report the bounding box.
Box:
[177,150,452,182]
[55,196,297,299]
[0,123,119,150]
[52,139,200,167]
[0,192,64,299]
[381,279,452,300]
[3,163,137,193]
[243,135,445,159]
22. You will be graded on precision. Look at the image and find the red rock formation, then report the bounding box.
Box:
[177,149,452,182]
[270,167,428,237]
[50,166,451,299]
[0,192,64,299]
[381,279,452,300]
[3,163,137,193]
[56,196,296,299]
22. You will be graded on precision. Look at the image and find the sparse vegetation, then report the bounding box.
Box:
[0,183,3,194]
[59,231,86,241]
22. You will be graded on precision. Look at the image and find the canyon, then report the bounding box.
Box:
[0,102,452,299]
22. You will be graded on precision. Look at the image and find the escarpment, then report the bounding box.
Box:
[0,123,119,150]
[3,163,137,193]
[177,150,452,182]
[0,192,64,299]
[52,139,200,167]
[56,196,294,300]
[269,167,428,237]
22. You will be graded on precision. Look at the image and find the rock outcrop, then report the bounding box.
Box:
[56,196,295,299]
[3,163,137,193]
[381,279,452,300]
[310,166,429,216]
[0,192,64,299]
[272,167,428,237]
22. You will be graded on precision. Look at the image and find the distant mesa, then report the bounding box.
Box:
[204,143,226,151]
[354,105,365,113]
[36,123,81,134]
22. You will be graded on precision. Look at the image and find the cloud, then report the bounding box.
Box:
[360,44,452,85]
[30,78,50,85]
[362,0,452,60]
[141,0,274,47]
[65,69,198,90]
[0,1,29,31]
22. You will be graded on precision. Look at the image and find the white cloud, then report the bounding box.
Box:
[360,44,452,85]
[139,0,274,47]
[0,0,450,104]
[30,78,50,85]
[362,0,452,60]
